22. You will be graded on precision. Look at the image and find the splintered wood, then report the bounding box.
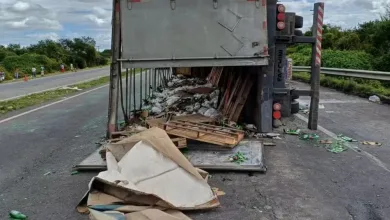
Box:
[207,67,224,86]
[160,120,244,148]
[146,114,215,128]
[219,71,254,122]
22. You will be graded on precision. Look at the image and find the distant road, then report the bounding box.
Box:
[0,67,109,101]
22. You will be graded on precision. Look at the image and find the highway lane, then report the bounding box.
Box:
[0,67,109,101]
[0,79,389,219]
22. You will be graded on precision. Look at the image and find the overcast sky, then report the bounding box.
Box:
[0,0,389,50]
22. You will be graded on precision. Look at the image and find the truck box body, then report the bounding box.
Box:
[120,0,269,68]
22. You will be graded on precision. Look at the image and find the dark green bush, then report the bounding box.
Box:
[3,53,60,75]
[75,56,87,69]
[293,72,390,99]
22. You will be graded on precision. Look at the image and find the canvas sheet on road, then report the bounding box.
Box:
[78,128,219,219]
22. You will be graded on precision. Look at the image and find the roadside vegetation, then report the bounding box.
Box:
[0,76,110,115]
[0,37,111,81]
[289,7,390,98]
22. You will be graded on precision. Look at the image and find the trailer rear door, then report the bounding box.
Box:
[120,0,269,68]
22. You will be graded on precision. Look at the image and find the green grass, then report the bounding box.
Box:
[0,76,110,115]
[293,72,390,101]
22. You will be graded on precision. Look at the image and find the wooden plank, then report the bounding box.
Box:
[224,75,243,116]
[170,137,187,149]
[174,120,244,134]
[176,67,191,76]
[228,74,254,122]
[146,114,215,128]
[218,72,235,111]
[157,121,244,147]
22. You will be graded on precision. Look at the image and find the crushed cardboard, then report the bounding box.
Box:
[78,128,219,220]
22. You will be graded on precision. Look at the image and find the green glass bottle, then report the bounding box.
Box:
[9,210,27,219]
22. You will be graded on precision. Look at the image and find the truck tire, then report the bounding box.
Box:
[294,30,303,36]
[291,100,300,114]
[291,92,300,100]
[295,15,303,29]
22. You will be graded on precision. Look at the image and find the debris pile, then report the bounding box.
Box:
[142,75,221,119]
[78,128,221,219]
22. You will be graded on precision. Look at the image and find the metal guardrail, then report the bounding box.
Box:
[293,66,390,81]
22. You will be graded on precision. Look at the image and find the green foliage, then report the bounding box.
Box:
[321,50,373,70]
[293,72,390,99]
[0,50,16,62]
[3,53,60,75]
[0,37,108,79]
[100,49,112,59]
[295,18,390,72]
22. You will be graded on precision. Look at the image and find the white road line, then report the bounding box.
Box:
[0,85,108,125]
[0,75,108,102]
[295,113,390,173]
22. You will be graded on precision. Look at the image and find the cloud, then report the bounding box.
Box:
[26,32,59,41]
[1,0,389,49]
[12,1,29,11]
[0,1,62,30]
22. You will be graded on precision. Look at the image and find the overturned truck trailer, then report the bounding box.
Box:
[107,0,325,136]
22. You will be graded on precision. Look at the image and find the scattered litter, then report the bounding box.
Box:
[71,171,79,175]
[369,95,381,103]
[361,141,382,146]
[44,172,52,176]
[245,124,257,131]
[302,109,310,114]
[337,134,357,142]
[273,136,282,140]
[61,86,82,91]
[327,139,348,153]
[263,142,276,146]
[253,133,266,139]
[319,104,325,109]
[300,133,319,140]
[212,187,226,196]
[266,133,280,138]
[204,108,220,118]
[228,151,248,164]
[9,210,27,219]
[319,140,333,144]
[284,129,301,135]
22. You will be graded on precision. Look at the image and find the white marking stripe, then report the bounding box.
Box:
[318,5,324,14]
[0,75,107,102]
[318,15,323,23]
[0,85,108,125]
[295,114,390,173]
[316,57,321,65]
[317,31,322,37]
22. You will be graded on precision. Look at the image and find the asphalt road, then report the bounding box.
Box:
[0,78,389,220]
[0,67,109,101]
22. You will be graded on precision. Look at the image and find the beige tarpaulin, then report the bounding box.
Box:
[78,127,219,219]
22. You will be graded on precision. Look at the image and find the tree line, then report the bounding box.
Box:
[289,9,390,72]
[0,37,111,80]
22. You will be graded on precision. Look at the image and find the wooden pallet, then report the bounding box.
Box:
[146,114,215,128]
[158,120,244,148]
[170,137,187,149]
